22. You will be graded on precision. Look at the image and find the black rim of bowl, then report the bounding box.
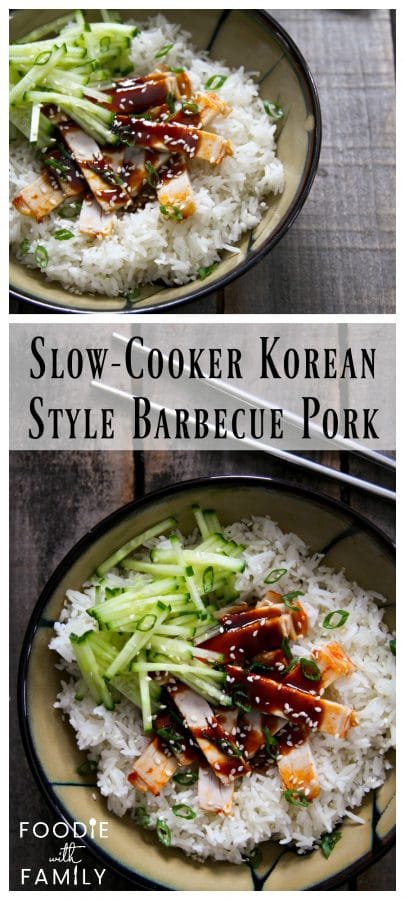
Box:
[17,474,394,890]
[9,10,322,314]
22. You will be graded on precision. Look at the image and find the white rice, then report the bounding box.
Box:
[49,515,395,864]
[9,16,284,297]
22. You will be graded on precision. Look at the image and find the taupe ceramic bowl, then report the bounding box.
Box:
[18,476,395,890]
[10,9,321,312]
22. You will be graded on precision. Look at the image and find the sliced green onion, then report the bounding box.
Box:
[145,159,160,189]
[100,35,111,52]
[172,803,196,820]
[263,726,279,758]
[159,203,183,221]
[320,831,342,859]
[170,66,185,74]
[134,806,150,827]
[58,200,82,219]
[202,566,214,594]
[166,90,176,114]
[205,74,227,90]
[86,161,123,187]
[300,657,321,682]
[281,590,303,611]
[137,614,157,632]
[173,770,198,785]
[19,239,30,254]
[233,689,251,713]
[53,228,74,240]
[34,50,52,66]
[264,567,287,584]
[34,245,48,269]
[156,726,184,753]
[280,656,299,676]
[284,789,309,808]
[322,610,350,630]
[263,100,284,121]
[281,637,293,662]
[44,156,70,179]
[155,43,174,58]
[197,263,217,280]
[156,819,171,847]
[182,100,199,115]
[390,638,396,656]
[76,759,98,776]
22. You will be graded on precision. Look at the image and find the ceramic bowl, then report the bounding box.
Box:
[18,476,395,890]
[9,9,321,312]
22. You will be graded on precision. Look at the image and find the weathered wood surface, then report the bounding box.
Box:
[9,9,395,316]
[223,8,395,314]
[10,449,395,889]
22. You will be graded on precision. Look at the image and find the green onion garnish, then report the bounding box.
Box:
[173,770,198,786]
[284,789,309,808]
[322,610,350,630]
[281,590,303,611]
[87,162,123,187]
[202,566,214,594]
[166,90,176,114]
[34,50,52,66]
[145,159,160,189]
[182,100,200,115]
[155,43,174,59]
[156,818,172,847]
[197,263,217,280]
[172,803,196,820]
[320,831,342,859]
[155,726,183,753]
[137,614,157,632]
[34,245,48,269]
[263,726,279,759]
[44,157,70,180]
[280,656,299,676]
[265,567,287,584]
[170,66,185,74]
[205,74,227,90]
[390,638,396,656]
[300,657,321,681]
[100,36,111,51]
[263,100,284,121]
[76,759,98,776]
[53,229,74,240]
[134,806,150,827]
[19,239,30,255]
[233,689,252,713]
[281,637,293,662]
[58,200,82,219]
[159,203,183,221]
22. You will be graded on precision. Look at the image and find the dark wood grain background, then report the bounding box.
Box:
[10,448,395,889]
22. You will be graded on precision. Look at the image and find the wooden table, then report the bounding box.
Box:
[10,448,395,890]
[9,9,395,316]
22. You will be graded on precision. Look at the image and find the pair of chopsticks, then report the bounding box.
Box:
[90,333,395,503]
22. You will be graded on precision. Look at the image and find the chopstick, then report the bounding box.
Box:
[91,379,395,503]
[112,333,395,472]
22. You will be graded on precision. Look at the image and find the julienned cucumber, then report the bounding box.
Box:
[9,13,139,147]
[96,517,177,576]
[68,505,244,723]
